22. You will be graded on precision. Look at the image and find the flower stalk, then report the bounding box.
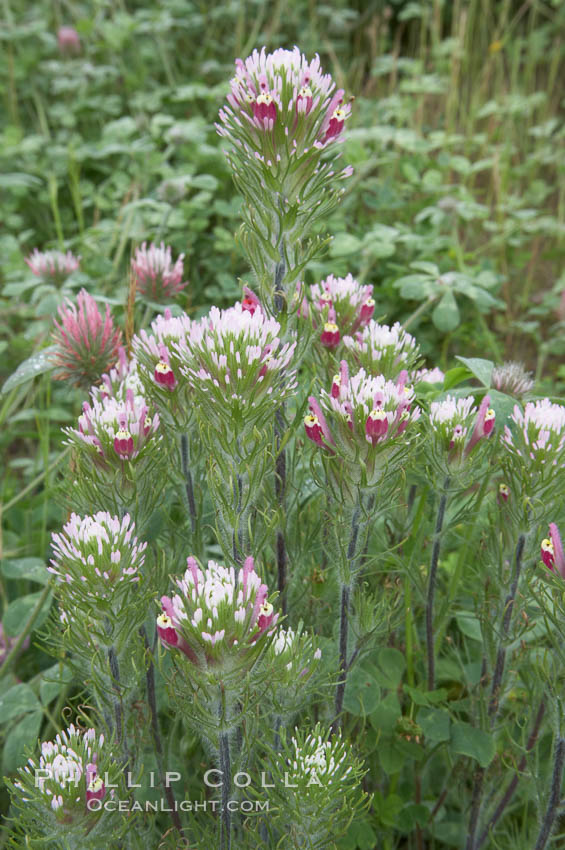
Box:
[426,477,450,692]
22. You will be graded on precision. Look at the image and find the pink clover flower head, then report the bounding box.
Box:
[309,274,374,342]
[343,320,420,381]
[175,303,297,424]
[48,513,146,615]
[131,242,188,303]
[13,724,114,826]
[541,524,565,578]
[157,556,278,669]
[503,399,565,472]
[51,289,122,389]
[57,26,81,53]
[25,249,80,285]
[64,389,159,467]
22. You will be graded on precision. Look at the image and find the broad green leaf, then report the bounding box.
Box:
[419,708,451,742]
[443,366,472,390]
[341,819,377,850]
[343,660,381,716]
[329,233,363,257]
[370,693,401,733]
[451,722,495,767]
[404,685,447,706]
[455,357,494,387]
[432,290,460,332]
[374,647,406,689]
[394,274,434,300]
[1,347,56,395]
[39,664,73,706]
[2,590,52,636]
[1,557,49,585]
[455,613,483,641]
[2,711,42,774]
[0,683,40,723]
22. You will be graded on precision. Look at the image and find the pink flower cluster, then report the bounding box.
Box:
[65,388,159,464]
[343,320,421,380]
[132,309,193,399]
[305,274,374,350]
[429,395,496,465]
[57,26,81,53]
[131,242,188,303]
[157,556,277,668]
[305,361,420,469]
[51,289,122,388]
[15,725,108,821]
[49,512,145,606]
[25,249,80,284]
[173,303,297,424]
[218,47,351,149]
[503,399,565,469]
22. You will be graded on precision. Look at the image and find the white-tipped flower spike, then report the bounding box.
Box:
[9,724,122,843]
[503,399,565,483]
[218,47,351,156]
[25,248,80,285]
[343,320,421,381]
[217,48,353,306]
[89,348,144,405]
[132,308,194,427]
[429,394,495,466]
[267,723,368,846]
[175,302,297,432]
[131,241,188,303]
[308,274,374,349]
[305,361,420,486]
[272,626,322,675]
[157,555,278,672]
[49,512,146,612]
[492,361,534,398]
[64,388,159,466]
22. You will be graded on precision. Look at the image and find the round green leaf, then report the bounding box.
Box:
[432,290,460,331]
[450,722,495,767]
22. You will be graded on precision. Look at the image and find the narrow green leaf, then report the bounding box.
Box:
[1,347,56,395]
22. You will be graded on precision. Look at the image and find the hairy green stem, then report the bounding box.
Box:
[476,698,545,849]
[180,434,197,537]
[332,583,351,734]
[426,477,450,692]
[219,731,232,850]
[533,737,565,850]
[466,533,526,850]
[142,627,184,838]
